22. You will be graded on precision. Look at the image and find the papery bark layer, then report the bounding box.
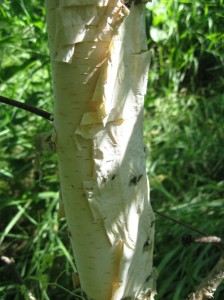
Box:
[46,1,155,299]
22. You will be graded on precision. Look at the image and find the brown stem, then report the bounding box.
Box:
[0,95,53,121]
[154,210,208,236]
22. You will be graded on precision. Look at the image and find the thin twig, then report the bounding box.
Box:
[0,95,53,121]
[154,210,208,236]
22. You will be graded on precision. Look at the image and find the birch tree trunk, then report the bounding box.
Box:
[46,1,155,299]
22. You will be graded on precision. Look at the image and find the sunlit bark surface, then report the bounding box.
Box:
[46,1,155,299]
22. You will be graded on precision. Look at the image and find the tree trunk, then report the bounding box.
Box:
[46,1,155,299]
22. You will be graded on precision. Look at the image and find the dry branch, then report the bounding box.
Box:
[186,236,224,300]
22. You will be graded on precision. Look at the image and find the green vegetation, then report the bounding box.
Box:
[0,0,223,299]
[145,1,224,299]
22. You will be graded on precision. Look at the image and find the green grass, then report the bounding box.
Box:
[0,0,224,299]
[144,1,224,299]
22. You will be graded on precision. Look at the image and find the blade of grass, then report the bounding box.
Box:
[0,199,32,246]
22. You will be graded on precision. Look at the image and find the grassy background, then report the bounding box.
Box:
[0,0,223,299]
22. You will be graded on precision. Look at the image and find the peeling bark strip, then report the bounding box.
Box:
[46,1,155,299]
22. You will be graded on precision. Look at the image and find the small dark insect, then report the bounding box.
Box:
[129,174,143,185]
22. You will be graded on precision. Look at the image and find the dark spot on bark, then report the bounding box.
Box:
[143,238,151,252]
[145,274,152,283]
[102,177,107,183]
[111,174,116,180]
[68,229,72,238]
[129,174,143,185]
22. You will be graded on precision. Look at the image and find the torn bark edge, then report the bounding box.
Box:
[183,235,224,300]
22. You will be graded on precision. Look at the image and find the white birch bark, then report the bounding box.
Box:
[46,1,155,299]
